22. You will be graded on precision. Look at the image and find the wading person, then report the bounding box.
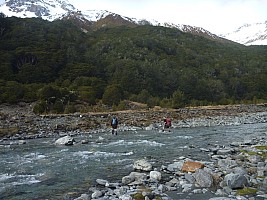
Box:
[111,115,118,135]
[163,116,171,132]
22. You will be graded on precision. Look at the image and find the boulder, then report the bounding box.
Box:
[149,171,161,181]
[122,172,147,185]
[181,161,204,172]
[74,194,89,200]
[91,190,103,199]
[133,159,152,171]
[55,136,75,145]
[223,173,248,189]
[167,161,184,172]
[217,149,234,155]
[194,169,214,188]
[217,159,237,168]
[122,175,135,185]
[96,179,108,186]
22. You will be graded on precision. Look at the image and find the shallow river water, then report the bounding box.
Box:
[0,122,266,200]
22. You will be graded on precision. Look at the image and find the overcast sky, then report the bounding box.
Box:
[70,0,267,35]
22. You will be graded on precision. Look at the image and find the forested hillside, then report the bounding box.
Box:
[0,14,267,113]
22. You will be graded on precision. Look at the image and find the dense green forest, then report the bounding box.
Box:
[0,13,267,113]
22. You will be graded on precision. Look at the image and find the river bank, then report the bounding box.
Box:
[0,103,267,141]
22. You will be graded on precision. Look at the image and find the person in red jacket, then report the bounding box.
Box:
[163,116,171,131]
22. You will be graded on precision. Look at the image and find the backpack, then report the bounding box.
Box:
[112,117,117,125]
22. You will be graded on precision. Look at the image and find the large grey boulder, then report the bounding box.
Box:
[223,173,248,189]
[55,136,75,145]
[194,169,214,188]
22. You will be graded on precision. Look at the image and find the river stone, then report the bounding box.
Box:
[81,139,89,144]
[181,161,204,172]
[233,167,247,175]
[91,190,103,198]
[223,173,248,189]
[260,177,267,191]
[166,178,179,187]
[54,136,75,145]
[18,140,26,145]
[217,159,237,168]
[122,175,135,185]
[122,172,147,185]
[242,139,256,145]
[96,179,108,186]
[119,194,133,200]
[129,172,147,182]
[247,155,262,163]
[182,183,192,193]
[149,171,161,181]
[133,159,152,171]
[167,161,184,172]
[74,193,89,200]
[230,141,242,147]
[194,169,214,188]
[184,173,195,183]
[217,148,233,155]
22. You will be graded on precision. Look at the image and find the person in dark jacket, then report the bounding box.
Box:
[111,115,118,135]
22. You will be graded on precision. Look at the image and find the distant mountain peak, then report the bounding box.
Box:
[220,21,267,45]
[1,0,77,20]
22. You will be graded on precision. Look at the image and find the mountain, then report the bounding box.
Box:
[0,0,227,42]
[220,21,267,46]
[1,0,266,45]
[0,11,266,108]
[0,0,76,20]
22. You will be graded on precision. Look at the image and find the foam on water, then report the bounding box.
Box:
[93,151,133,158]
[0,172,43,192]
[73,150,134,160]
[60,148,69,152]
[105,139,165,147]
[135,140,165,146]
[173,135,193,139]
[24,152,46,160]
[73,151,94,159]
[11,174,42,186]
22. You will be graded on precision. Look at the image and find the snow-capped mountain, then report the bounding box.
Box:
[1,0,266,45]
[220,22,267,46]
[0,0,224,42]
[0,0,76,20]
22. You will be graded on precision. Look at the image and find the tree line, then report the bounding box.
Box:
[0,14,267,113]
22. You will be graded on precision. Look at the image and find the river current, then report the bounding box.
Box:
[0,122,266,200]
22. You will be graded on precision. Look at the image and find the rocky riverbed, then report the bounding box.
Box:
[76,135,267,200]
[0,103,267,200]
[0,103,267,141]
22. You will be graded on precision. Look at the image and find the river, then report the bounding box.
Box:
[0,122,266,200]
